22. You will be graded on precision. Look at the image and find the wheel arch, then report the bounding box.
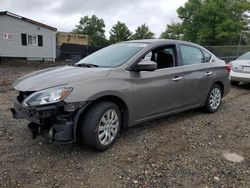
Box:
[74,95,130,141]
[213,81,224,96]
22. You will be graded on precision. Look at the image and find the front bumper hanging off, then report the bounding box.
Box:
[10,99,84,144]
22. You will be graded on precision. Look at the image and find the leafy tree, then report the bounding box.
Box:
[161,23,184,40]
[132,24,155,39]
[165,0,250,45]
[177,0,203,43]
[109,21,132,43]
[73,15,108,46]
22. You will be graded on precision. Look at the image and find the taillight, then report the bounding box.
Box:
[225,63,232,73]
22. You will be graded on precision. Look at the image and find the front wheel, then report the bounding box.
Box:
[205,84,222,113]
[80,101,121,151]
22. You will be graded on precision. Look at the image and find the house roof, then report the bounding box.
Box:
[0,11,57,31]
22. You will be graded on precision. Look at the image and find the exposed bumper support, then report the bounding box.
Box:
[26,121,74,143]
[11,99,87,144]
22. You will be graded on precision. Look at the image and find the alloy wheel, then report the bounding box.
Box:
[209,87,221,110]
[98,109,119,146]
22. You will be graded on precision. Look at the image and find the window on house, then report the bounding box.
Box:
[38,35,43,47]
[21,34,43,46]
[21,33,27,45]
[27,35,37,45]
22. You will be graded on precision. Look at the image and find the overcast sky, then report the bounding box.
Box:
[1,0,188,38]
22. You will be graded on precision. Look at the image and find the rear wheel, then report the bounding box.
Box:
[205,84,222,113]
[230,81,239,85]
[80,101,121,151]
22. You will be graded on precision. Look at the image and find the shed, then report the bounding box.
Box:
[0,11,57,61]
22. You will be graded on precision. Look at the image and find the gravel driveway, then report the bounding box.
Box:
[0,62,249,188]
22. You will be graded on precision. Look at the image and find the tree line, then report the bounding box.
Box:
[73,15,155,46]
[73,0,250,46]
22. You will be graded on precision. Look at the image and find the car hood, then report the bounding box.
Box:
[13,65,111,91]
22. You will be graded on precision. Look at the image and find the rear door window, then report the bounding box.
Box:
[180,45,203,66]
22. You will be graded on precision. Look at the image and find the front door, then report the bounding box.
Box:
[131,45,186,122]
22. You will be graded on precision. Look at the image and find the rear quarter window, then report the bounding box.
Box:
[202,50,212,63]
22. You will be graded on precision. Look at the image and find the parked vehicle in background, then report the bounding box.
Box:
[230,52,250,85]
[11,39,230,151]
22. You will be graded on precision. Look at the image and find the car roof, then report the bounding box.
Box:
[122,39,215,57]
[124,39,200,47]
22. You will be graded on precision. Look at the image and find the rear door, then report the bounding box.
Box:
[178,44,214,107]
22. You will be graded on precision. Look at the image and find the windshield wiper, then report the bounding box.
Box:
[75,63,99,68]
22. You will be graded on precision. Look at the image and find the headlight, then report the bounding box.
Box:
[22,87,73,107]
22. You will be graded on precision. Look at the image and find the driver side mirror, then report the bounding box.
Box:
[130,60,157,72]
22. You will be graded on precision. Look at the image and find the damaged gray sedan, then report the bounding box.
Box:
[11,39,230,151]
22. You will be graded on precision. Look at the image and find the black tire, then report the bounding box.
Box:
[230,81,239,86]
[204,84,222,113]
[80,101,121,151]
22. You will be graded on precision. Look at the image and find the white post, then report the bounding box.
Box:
[52,32,56,62]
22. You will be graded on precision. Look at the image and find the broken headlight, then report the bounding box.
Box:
[22,87,73,107]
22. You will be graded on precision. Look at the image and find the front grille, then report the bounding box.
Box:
[17,91,34,103]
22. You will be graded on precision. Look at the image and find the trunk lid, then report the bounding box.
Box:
[232,60,250,73]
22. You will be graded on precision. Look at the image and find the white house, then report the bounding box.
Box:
[0,11,57,61]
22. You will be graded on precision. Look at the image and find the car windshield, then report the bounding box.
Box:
[76,43,147,68]
[238,52,250,60]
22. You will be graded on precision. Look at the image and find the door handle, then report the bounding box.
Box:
[172,76,183,81]
[205,71,213,76]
